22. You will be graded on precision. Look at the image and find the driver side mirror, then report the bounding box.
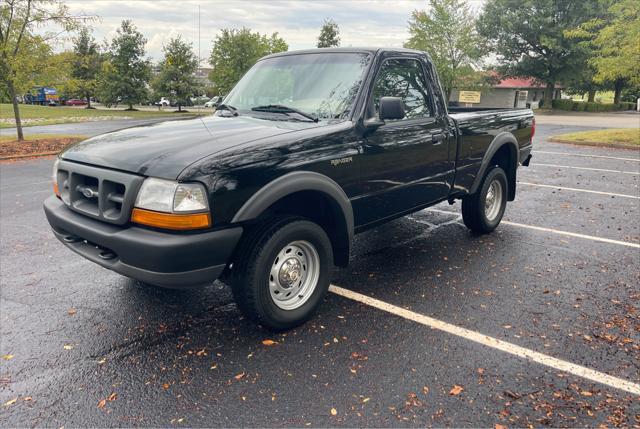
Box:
[379,97,405,121]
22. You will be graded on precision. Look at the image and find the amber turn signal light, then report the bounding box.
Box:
[131,208,211,230]
[53,182,60,198]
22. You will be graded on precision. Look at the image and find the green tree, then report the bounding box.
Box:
[72,27,101,108]
[317,18,340,48]
[585,0,639,104]
[208,28,288,95]
[98,20,150,110]
[152,36,200,112]
[478,0,603,107]
[404,0,485,101]
[0,0,83,140]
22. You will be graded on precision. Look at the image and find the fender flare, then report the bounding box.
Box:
[232,171,355,243]
[469,133,519,197]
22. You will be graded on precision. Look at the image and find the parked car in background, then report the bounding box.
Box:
[204,96,223,108]
[190,95,210,106]
[64,99,88,106]
[156,97,171,107]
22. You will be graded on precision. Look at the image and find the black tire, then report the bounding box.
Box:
[230,216,333,330]
[461,166,508,233]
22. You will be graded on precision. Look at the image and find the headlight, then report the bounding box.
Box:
[131,178,211,230]
[52,158,60,197]
[135,178,208,213]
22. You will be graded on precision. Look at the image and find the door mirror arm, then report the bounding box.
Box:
[359,117,385,136]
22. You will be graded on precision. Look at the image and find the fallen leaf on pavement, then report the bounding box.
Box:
[449,385,464,396]
[97,399,106,409]
[504,390,521,399]
[67,308,77,315]
[330,407,337,416]
[495,424,508,429]
[262,339,277,346]
[23,397,32,401]
[3,398,17,406]
[107,393,117,401]
[234,372,245,380]
[1,354,14,361]
[63,344,74,350]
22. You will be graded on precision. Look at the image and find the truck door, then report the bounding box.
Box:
[353,56,454,227]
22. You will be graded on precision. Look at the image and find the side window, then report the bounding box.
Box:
[371,58,432,120]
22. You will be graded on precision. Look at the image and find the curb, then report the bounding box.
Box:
[0,151,58,161]
[548,138,640,151]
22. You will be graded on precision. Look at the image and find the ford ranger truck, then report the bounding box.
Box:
[44,48,534,330]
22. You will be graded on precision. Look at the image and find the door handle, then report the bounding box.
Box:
[431,132,445,144]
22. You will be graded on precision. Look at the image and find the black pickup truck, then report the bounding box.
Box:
[44,48,534,329]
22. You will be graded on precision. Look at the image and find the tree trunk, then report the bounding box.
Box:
[128,103,133,110]
[613,79,623,104]
[86,93,91,109]
[178,104,182,112]
[544,82,555,108]
[7,79,24,141]
[587,90,596,102]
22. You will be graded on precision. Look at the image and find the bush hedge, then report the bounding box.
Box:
[552,99,635,111]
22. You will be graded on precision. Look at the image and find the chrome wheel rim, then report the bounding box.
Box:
[269,240,320,310]
[484,179,503,222]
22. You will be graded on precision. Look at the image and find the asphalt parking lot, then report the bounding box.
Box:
[1,118,639,427]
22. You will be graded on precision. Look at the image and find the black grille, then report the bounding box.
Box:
[55,160,144,225]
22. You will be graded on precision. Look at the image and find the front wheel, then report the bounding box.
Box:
[230,217,333,330]
[461,166,508,233]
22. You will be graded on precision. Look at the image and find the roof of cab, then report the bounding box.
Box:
[261,47,427,60]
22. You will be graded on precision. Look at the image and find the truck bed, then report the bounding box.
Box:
[449,108,534,197]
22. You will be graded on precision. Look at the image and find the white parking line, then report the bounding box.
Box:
[535,150,640,162]
[329,285,640,395]
[517,181,640,199]
[426,208,640,248]
[534,163,638,175]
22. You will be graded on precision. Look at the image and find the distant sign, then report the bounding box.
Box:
[458,91,481,104]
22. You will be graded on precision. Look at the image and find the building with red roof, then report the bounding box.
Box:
[450,75,564,109]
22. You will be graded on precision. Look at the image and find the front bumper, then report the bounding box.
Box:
[43,196,243,288]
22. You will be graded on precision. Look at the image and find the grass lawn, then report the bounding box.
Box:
[0,134,87,158]
[550,128,640,148]
[0,103,201,128]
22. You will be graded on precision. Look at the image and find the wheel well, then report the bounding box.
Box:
[490,144,517,201]
[258,190,350,267]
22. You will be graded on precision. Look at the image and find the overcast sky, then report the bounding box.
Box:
[52,0,485,64]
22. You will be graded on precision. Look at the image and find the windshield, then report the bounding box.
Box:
[224,53,371,120]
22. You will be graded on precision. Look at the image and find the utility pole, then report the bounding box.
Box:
[198,5,201,67]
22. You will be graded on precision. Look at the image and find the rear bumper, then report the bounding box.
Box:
[43,196,243,288]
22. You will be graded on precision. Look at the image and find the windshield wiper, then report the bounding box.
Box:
[251,104,318,122]
[216,104,238,116]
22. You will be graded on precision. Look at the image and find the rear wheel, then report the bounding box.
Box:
[230,216,333,330]
[462,166,508,233]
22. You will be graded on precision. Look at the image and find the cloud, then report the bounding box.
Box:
[47,0,484,62]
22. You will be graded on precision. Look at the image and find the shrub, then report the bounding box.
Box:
[552,99,633,112]
[552,99,574,110]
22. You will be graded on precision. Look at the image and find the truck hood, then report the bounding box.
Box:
[60,115,316,179]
